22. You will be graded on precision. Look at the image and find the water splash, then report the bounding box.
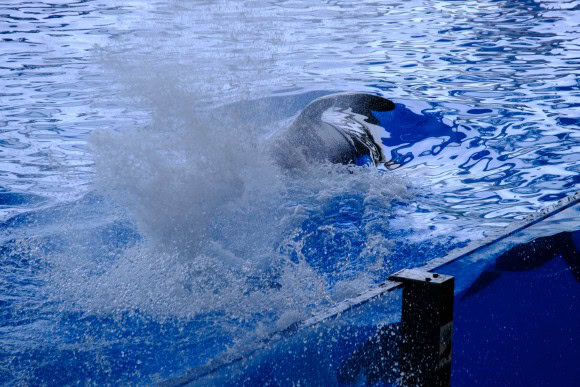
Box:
[2,0,579,384]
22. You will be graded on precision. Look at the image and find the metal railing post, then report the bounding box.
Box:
[389,269,454,386]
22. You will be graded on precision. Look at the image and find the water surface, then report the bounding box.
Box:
[1,0,579,384]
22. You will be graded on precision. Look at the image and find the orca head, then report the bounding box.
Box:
[277,93,395,168]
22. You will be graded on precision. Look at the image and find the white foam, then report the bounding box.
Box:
[43,0,413,335]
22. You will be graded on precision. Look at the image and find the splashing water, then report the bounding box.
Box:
[1,0,579,384]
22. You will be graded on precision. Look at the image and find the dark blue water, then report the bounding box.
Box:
[451,229,580,385]
[1,0,579,384]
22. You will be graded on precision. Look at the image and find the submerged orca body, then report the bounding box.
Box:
[274,93,395,169]
[275,92,463,170]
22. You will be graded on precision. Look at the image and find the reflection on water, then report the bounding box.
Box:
[1,0,579,384]
[1,0,578,224]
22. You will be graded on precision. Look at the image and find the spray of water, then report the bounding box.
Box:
[44,0,413,337]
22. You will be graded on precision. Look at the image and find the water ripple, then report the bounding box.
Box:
[0,0,579,383]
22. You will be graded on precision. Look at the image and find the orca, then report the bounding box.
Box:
[272,93,394,169]
[272,92,465,170]
[460,230,580,300]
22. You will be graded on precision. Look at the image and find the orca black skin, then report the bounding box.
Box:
[273,93,395,169]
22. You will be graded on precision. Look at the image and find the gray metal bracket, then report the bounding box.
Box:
[389,269,454,387]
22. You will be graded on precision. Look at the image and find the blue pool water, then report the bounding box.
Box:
[1,0,579,384]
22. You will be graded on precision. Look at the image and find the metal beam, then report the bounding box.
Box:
[389,269,454,387]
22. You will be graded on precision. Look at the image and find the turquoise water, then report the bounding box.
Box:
[1,0,579,384]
